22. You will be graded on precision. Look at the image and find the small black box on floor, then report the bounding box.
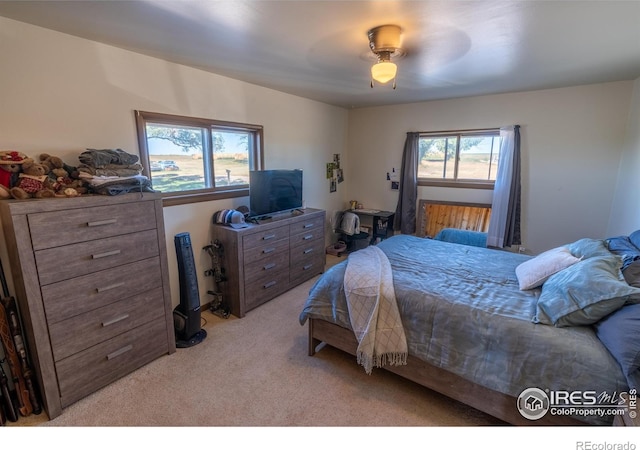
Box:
[341,231,369,253]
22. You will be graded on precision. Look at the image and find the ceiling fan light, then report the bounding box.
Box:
[371,61,397,84]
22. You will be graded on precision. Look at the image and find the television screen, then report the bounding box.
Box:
[249,169,303,217]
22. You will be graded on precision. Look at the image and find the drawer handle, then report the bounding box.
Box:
[263,281,277,289]
[92,249,122,259]
[87,219,117,227]
[303,264,314,270]
[262,247,275,254]
[102,313,130,327]
[263,263,276,270]
[96,282,125,293]
[302,234,314,240]
[262,234,276,240]
[303,248,314,254]
[106,344,133,361]
[303,223,314,229]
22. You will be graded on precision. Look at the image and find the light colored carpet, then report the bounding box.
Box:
[12,258,504,428]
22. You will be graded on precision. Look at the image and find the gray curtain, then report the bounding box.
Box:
[486,125,521,248]
[394,132,419,234]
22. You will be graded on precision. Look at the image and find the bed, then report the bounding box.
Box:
[299,233,640,426]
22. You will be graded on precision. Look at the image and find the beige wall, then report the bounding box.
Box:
[347,82,634,254]
[0,17,349,308]
[608,77,640,237]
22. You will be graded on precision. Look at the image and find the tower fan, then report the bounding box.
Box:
[173,232,207,348]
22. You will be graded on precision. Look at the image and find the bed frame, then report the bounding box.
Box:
[308,318,586,426]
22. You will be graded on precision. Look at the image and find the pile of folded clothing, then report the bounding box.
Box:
[77,148,155,195]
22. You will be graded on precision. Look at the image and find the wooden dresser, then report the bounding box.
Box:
[0,193,175,419]
[212,208,326,318]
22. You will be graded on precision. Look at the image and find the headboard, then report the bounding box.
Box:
[418,199,492,238]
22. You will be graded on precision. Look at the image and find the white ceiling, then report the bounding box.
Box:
[1,0,639,108]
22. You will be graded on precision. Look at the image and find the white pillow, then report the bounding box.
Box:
[515,246,582,290]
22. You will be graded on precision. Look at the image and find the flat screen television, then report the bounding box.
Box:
[249,169,303,218]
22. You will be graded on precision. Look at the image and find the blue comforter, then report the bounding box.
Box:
[299,235,628,425]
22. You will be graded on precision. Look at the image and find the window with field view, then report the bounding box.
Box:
[418,129,501,188]
[135,111,263,205]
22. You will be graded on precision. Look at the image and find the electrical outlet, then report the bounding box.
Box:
[518,246,526,254]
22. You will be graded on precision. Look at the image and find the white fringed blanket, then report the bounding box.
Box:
[343,245,408,375]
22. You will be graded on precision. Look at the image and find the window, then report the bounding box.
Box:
[135,111,263,205]
[417,129,501,189]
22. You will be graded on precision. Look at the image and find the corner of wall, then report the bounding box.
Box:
[606,76,640,236]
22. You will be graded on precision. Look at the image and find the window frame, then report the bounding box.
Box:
[135,110,264,206]
[417,128,500,190]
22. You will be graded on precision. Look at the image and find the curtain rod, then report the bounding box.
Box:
[416,127,500,135]
[416,125,519,135]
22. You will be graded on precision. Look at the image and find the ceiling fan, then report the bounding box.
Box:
[367,24,406,89]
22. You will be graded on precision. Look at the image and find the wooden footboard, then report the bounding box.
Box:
[418,199,492,238]
[308,318,585,426]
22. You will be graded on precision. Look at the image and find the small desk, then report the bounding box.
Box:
[349,209,395,244]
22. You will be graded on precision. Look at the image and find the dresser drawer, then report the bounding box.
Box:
[244,250,289,285]
[290,255,325,286]
[49,287,165,361]
[42,257,163,324]
[243,237,289,263]
[243,226,289,250]
[36,229,160,285]
[290,227,323,247]
[290,238,325,266]
[56,318,170,408]
[28,201,157,250]
[244,269,289,311]
[289,214,324,235]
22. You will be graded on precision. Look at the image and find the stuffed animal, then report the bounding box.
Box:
[39,153,70,179]
[50,176,87,197]
[10,158,56,200]
[38,153,87,197]
[0,151,27,199]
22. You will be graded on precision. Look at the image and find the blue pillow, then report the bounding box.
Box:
[566,238,611,259]
[594,304,640,390]
[605,236,640,270]
[606,235,640,256]
[433,228,487,248]
[534,254,640,327]
[630,230,640,250]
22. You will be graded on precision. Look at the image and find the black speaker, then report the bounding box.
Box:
[173,232,207,348]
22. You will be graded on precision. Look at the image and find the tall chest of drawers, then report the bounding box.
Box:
[0,193,175,419]
[212,208,326,318]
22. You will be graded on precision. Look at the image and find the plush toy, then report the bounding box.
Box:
[10,158,56,200]
[38,153,88,197]
[39,153,70,179]
[0,151,27,199]
[51,176,87,197]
